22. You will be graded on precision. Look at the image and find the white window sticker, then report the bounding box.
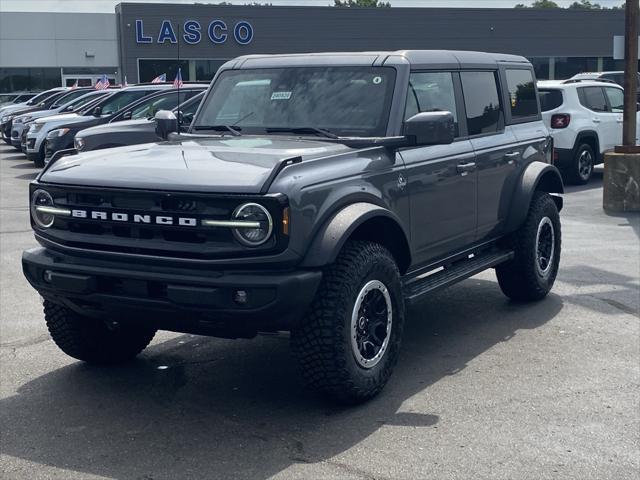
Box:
[373,76,382,85]
[271,91,292,100]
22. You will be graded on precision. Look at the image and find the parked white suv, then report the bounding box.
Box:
[538,79,635,184]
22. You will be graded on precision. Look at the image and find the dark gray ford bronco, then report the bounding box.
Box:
[23,51,563,403]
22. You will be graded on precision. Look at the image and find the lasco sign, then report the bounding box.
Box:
[135,19,254,45]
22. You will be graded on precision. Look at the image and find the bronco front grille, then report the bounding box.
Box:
[33,185,287,260]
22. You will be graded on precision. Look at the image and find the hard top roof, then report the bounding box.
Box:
[537,79,623,89]
[223,50,530,70]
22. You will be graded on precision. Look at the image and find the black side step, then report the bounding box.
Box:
[403,250,514,305]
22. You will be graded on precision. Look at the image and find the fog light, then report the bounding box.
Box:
[43,270,53,283]
[233,290,248,305]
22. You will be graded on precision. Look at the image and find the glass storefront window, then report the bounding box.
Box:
[138,59,189,83]
[529,58,550,80]
[195,60,228,81]
[0,68,61,93]
[554,57,599,80]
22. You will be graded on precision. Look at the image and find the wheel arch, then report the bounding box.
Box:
[300,202,412,274]
[505,161,564,233]
[574,130,601,160]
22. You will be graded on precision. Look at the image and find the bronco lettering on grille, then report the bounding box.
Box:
[71,209,197,226]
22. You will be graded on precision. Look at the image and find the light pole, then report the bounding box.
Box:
[617,0,639,152]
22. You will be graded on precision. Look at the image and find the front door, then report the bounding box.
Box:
[400,71,477,265]
[602,86,625,152]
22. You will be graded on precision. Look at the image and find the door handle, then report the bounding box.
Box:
[456,162,477,174]
[592,118,601,123]
[504,151,520,163]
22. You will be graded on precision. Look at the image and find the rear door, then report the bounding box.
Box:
[577,86,612,154]
[461,70,518,240]
[399,71,477,265]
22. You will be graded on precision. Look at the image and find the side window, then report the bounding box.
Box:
[460,71,503,136]
[404,72,458,136]
[505,69,538,119]
[604,87,624,113]
[578,87,609,113]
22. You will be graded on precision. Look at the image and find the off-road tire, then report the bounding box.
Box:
[291,241,404,404]
[44,300,156,364]
[496,192,561,302]
[564,143,594,185]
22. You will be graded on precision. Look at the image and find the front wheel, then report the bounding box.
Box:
[291,241,405,404]
[496,192,561,302]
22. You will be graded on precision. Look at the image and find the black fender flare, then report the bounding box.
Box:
[505,161,564,232]
[300,202,411,271]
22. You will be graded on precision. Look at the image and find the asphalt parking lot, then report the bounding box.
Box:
[0,143,638,480]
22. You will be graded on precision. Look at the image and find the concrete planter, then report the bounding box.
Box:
[603,152,640,212]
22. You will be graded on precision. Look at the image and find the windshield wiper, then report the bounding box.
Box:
[193,125,242,136]
[265,127,339,139]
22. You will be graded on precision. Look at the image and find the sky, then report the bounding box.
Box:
[0,0,629,13]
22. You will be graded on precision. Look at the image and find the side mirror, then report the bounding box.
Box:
[403,111,455,146]
[92,106,102,117]
[122,111,132,120]
[636,103,640,112]
[155,110,178,140]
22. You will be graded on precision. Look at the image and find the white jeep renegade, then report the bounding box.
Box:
[538,79,637,185]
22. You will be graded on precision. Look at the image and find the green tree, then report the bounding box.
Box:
[334,0,391,7]
[515,0,560,8]
[568,0,603,9]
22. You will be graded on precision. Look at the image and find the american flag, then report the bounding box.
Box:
[151,73,166,83]
[71,80,78,89]
[173,68,183,89]
[95,74,110,90]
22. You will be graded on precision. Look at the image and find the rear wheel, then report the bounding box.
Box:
[44,300,156,364]
[291,241,404,404]
[496,192,561,302]
[565,143,594,185]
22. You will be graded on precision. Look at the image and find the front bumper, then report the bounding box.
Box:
[44,131,74,161]
[22,247,322,337]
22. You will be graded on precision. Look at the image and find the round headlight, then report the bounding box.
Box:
[232,203,273,247]
[31,189,55,228]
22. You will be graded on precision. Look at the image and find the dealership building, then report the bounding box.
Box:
[1,2,638,92]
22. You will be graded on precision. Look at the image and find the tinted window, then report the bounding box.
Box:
[99,91,152,115]
[405,72,458,136]
[505,69,538,118]
[538,89,564,112]
[51,89,93,108]
[461,71,502,136]
[604,87,624,113]
[578,87,609,112]
[129,91,197,120]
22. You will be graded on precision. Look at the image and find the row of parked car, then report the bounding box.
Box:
[1,70,638,185]
[0,82,207,167]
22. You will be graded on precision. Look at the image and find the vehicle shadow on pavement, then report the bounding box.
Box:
[0,278,562,479]
[563,169,603,194]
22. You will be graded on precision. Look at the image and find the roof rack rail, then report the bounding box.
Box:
[133,81,211,86]
[562,78,616,85]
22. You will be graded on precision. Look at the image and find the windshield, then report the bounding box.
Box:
[195,67,397,137]
[538,89,563,112]
[98,90,152,116]
[26,90,59,106]
[51,89,94,108]
[61,91,106,111]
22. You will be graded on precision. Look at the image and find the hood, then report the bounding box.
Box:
[35,113,85,125]
[20,107,66,122]
[0,103,31,116]
[40,136,354,193]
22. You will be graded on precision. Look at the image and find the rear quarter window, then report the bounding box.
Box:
[505,69,539,119]
[538,89,563,112]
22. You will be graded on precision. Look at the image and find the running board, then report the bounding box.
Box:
[403,250,514,305]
